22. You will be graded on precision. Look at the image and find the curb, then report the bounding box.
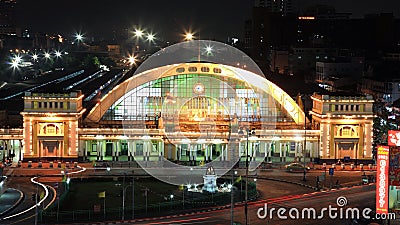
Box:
[261,177,319,191]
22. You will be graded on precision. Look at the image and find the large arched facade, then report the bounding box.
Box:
[85,63,306,126]
[79,61,321,169]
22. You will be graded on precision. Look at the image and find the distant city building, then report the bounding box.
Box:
[315,57,364,91]
[106,44,120,56]
[383,53,400,62]
[254,0,295,16]
[359,78,400,104]
[245,6,400,72]
[0,0,20,37]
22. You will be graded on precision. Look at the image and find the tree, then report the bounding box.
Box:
[82,55,100,70]
[373,100,397,159]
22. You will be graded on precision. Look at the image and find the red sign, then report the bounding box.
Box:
[376,145,389,214]
[388,130,400,146]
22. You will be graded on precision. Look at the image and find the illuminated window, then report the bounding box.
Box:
[201,67,210,72]
[213,68,222,73]
[342,127,350,136]
[188,67,197,72]
[176,68,185,73]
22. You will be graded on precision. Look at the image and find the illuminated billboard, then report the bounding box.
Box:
[388,130,400,146]
[376,145,389,214]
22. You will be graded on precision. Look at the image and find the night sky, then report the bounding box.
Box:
[17,0,400,42]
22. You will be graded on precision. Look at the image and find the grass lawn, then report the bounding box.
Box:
[60,177,177,212]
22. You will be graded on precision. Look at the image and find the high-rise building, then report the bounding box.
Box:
[0,0,20,37]
[254,0,295,16]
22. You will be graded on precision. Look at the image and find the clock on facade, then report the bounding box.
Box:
[193,83,205,94]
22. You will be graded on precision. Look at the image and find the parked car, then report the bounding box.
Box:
[361,174,374,184]
[285,163,311,172]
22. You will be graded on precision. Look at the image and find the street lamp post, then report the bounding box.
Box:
[239,128,255,225]
[122,174,125,221]
[122,173,135,220]
[230,170,237,225]
[170,194,174,211]
[245,130,249,225]
[303,96,307,182]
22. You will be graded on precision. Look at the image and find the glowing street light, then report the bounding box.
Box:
[13,55,22,63]
[75,33,83,42]
[32,54,38,60]
[134,29,144,38]
[205,46,213,54]
[146,33,155,42]
[10,60,19,69]
[184,32,194,41]
[44,52,51,59]
[128,55,137,65]
[55,51,61,58]
[55,51,62,58]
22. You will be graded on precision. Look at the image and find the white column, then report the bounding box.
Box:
[188,144,192,161]
[220,145,224,161]
[225,144,228,161]
[210,144,213,160]
[174,143,178,160]
[143,141,148,161]
[264,142,267,158]
[279,143,282,158]
[158,141,163,157]
[132,141,136,157]
[268,142,272,158]
[116,141,120,157]
[85,141,88,159]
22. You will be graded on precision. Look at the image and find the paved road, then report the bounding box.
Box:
[0,163,383,225]
[128,185,399,225]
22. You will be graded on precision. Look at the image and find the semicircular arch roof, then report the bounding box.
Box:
[84,62,306,124]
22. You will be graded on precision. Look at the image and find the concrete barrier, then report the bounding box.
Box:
[350,164,354,170]
[360,164,364,170]
[368,164,372,170]
[341,164,345,170]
